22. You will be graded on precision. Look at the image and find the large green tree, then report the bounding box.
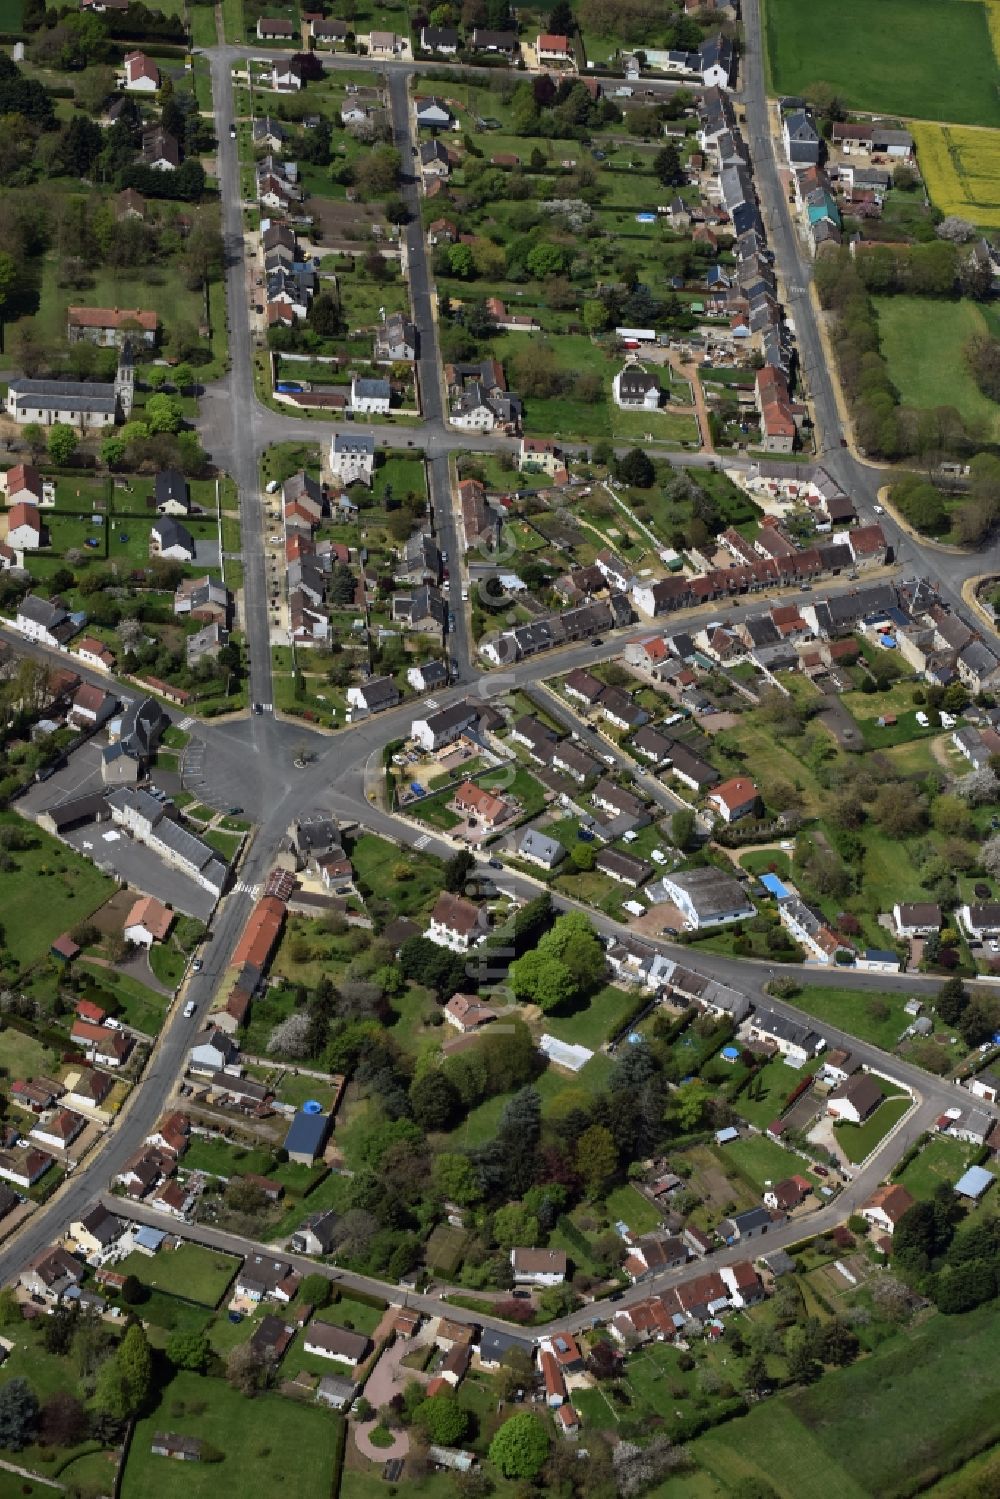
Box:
[414,1393,469,1445]
[488,1412,550,1479]
[47,423,77,466]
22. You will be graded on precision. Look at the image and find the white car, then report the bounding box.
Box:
[183,1000,196,1018]
[915,711,930,727]
[268,534,282,544]
[940,711,956,728]
[873,504,884,514]
[265,479,281,493]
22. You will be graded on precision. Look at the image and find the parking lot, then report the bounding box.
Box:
[18,743,220,921]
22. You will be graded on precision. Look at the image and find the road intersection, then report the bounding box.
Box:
[1,8,999,1322]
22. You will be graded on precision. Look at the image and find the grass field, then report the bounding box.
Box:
[719,1133,817,1193]
[603,1182,665,1233]
[896,1134,971,1198]
[0,813,116,972]
[543,982,643,1049]
[875,297,1000,439]
[689,1301,1000,1496]
[21,256,227,380]
[122,1371,342,1499]
[348,832,443,919]
[77,962,169,1035]
[114,1243,239,1307]
[763,0,1000,125]
[0,1025,57,1080]
[736,1055,824,1129]
[788,984,915,1051]
[910,122,1000,229]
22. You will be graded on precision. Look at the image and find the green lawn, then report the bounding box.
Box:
[603,1183,664,1234]
[77,962,169,1035]
[114,1243,239,1307]
[835,1094,912,1164]
[763,0,1000,125]
[740,849,792,881]
[544,982,643,1049]
[736,1055,824,1129]
[896,1135,973,1198]
[789,984,915,1051]
[122,1371,343,1499]
[318,1293,385,1338]
[404,787,461,830]
[348,832,443,919]
[875,297,1000,441]
[0,814,116,972]
[446,1053,615,1147]
[718,1134,818,1194]
[0,1024,57,1080]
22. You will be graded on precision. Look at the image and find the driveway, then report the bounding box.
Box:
[352,1333,433,1464]
[354,1420,409,1463]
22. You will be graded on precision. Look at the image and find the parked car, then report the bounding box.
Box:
[183,1000,196,1017]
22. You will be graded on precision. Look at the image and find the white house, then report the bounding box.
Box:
[535,32,573,64]
[124,50,159,91]
[415,97,453,128]
[968,1069,1000,1105]
[329,433,375,487]
[6,501,42,550]
[612,366,662,411]
[188,1027,239,1075]
[861,1184,915,1236]
[706,777,758,823]
[826,1073,884,1125]
[123,895,174,948]
[150,517,195,561]
[302,1321,369,1365]
[350,375,391,415]
[2,463,47,506]
[745,1008,825,1065]
[960,903,1000,940]
[659,867,755,930]
[15,595,78,649]
[893,902,941,938]
[271,57,305,90]
[511,1247,567,1285]
[346,677,400,715]
[74,637,115,672]
[427,891,489,951]
[410,701,478,753]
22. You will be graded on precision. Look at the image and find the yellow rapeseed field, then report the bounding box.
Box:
[911,121,1000,228]
[987,0,1000,57]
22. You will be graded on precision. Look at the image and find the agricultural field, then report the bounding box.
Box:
[763,0,1000,126]
[910,122,1000,230]
[875,297,1000,439]
[686,1303,1000,1498]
